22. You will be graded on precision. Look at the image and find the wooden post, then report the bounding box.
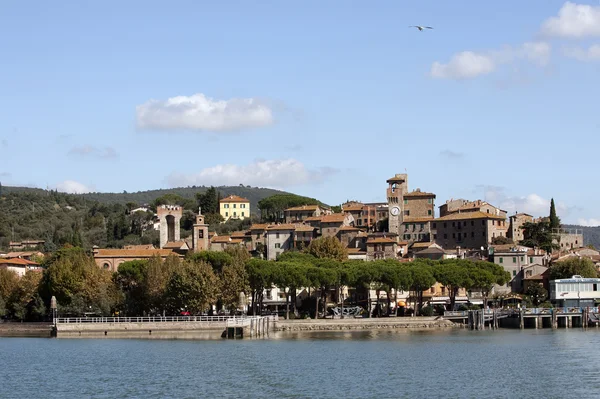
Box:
[551,310,557,329]
[519,309,524,329]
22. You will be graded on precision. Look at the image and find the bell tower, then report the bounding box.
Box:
[157,205,183,249]
[192,207,209,252]
[386,174,408,235]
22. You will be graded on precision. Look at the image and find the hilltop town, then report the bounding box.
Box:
[2,172,598,322]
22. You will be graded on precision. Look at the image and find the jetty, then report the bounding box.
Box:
[444,307,600,330]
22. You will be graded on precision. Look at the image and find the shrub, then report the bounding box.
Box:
[420,306,434,316]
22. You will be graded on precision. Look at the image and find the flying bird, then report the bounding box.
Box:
[409,26,433,31]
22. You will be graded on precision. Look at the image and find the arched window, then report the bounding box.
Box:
[103,263,110,270]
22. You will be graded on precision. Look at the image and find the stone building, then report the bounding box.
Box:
[92,248,179,272]
[157,205,182,249]
[489,245,549,293]
[249,224,269,252]
[265,224,296,260]
[431,211,508,250]
[192,210,209,252]
[554,228,584,252]
[386,174,409,236]
[284,205,330,223]
[294,224,317,250]
[507,213,533,243]
[366,237,398,261]
[320,213,354,238]
[219,195,250,222]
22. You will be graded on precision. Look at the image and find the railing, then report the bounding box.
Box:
[55,316,237,324]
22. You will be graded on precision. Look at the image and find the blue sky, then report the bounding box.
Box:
[1,1,600,225]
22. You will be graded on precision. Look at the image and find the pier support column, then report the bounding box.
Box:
[552,312,557,329]
[519,310,524,329]
[533,317,538,329]
[567,316,572,329]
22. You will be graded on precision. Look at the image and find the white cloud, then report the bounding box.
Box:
[165,159,338,189]
[540,2,600,38]
[563,44,600,61]
[577,218,600,227]
[431,42,550,80]
[480,186,570,218]
[55,180,94,194]
[431,51,495,79]
[136,93,274,132]
[68,145,119,159]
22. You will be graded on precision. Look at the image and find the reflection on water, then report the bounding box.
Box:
[2,330,600,398]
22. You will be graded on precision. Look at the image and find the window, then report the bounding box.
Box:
[471,221,474,226]
[198,230,204,238]
[241,204,246,209]
[276,233,280,239]
[404,199,408,204]
[482,232,486,237]
[499,257,503,263]
[404,210,410,216]
[471,232,474,238]
[428,210,432,216]
[464,233,467,238]
[242,212,245,217]
[413,224,416,230]
[463,221,466,226]
[433,234,437,239]
[444,234,448,239]
[432,223,436,228]
[256,234,260,239]
[428,198,432,204]
[452,222,455,227]
[512,270,516,276]
[233,204,237,208]
[530,257,533,263]
[225,212,229,217]
[103,263,110,270]
[452,233,456,238]
[481,220,485,225]
[233,212,237,217]
[275,243,281,248]
[520,256,524,262]
[512,257,517,263]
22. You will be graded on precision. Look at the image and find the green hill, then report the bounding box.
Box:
[0,184,300,251]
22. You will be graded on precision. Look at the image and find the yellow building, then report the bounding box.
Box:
[219,195,250,222]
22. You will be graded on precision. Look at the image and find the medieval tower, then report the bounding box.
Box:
[157,205,183,249]
[386,174,408,236]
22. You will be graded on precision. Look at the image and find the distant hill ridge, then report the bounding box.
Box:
[2,185,293,213]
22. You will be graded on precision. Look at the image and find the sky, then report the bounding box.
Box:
[1,1,599,225]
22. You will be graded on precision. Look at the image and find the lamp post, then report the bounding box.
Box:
[50,296,57,325]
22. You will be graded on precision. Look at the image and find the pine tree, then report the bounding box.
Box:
[549,198,560,230]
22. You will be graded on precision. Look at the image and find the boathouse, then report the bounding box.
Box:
[550,275,600,307]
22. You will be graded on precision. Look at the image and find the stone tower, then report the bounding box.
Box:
[386,174,408,235]
[192,207,209,252]
[157,205,183,249]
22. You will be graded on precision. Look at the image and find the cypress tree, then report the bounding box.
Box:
[549,198,560,230]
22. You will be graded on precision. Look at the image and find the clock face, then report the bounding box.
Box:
[390,206,400,216]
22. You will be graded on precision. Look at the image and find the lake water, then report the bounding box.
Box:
[1,329,600,398]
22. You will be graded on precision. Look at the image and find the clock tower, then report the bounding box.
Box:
[386,174,408,235]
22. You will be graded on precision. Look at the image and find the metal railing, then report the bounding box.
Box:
[55,316,237,324]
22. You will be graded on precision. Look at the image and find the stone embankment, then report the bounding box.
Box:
[0,322,54,337]
[55,321,226,337]
[274,317,457,332]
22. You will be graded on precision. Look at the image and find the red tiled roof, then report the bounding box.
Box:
[285,205,320,212]
[304,216,323,222]
[339,226,361,231]
[267,224,297,231]
[403,217,434,223]
[211,236,231,243]
[230,231,250,238]
[295,225,316,232]
[0,258,39,266]
[434,211,505,221]
[249,224,269,230]
[220,195,249,203]
[321,214,346,223]
[95,249,176,257]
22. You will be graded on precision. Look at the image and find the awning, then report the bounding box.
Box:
[469,299,484,305]
[397,301,406,307]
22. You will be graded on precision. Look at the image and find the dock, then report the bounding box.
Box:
[443,307,600,330]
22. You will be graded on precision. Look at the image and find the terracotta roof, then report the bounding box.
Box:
[0,258,39,266]
[285,205,320,212]
[211,236,231,243]
[342,205,364,212]
[220,195,249,203]
[367,237,397,244]
[230,239,244,244]
[510,213,533,218]
[267,224,297,231]
[208,232,217,238]
[403,217,434,223]
[162,241,189,249]
[404,190,436,197]
[434,211,505,221]
[357,231,369,237]
[295,225,316,232]
[95,249,175,257]
[230,231,250,238]
[387,175,407,183]
[347,248,366,254]
[5,251,44,258]
[320,214,346,223]
[397,241,409,246]
[305,216,323,222]
[526,249,547,256]
[339,226,361,232]
[124,244,156,250]
[411,242,432,249]
[249,224,269,230]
